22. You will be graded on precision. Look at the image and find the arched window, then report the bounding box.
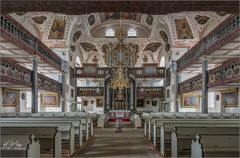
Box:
[160,56,165,67]
[76,56,81,67]
[127,28,137,37]
[105,28,115,37]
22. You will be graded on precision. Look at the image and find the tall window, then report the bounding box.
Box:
[160,56,165,67]
[105,28,115,37]
[127,28,137,37]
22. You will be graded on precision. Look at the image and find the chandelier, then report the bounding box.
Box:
[110,14,130,90]
[110,61,130,90]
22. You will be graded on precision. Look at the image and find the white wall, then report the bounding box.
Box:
[81,97,104,112]
[136,99,159,113]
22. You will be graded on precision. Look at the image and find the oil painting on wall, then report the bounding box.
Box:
[48,18,66,39]
[181,93,198,108]
[42,93,59,107]
[137,99,144,107]
[221,89,238,107]
[175,18,194,39]
[2,89,19,107]
[96,98,103,107]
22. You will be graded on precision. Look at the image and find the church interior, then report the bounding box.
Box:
[0,1,239,157]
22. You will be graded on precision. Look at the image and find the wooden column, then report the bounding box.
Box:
[202,57,208,113]
[31,57,38,113]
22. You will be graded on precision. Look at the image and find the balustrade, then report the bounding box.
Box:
[0,58,32,86]
[208,58,240,87]
[177,15,240,72]
[0,58,62,93]
[0,15,62,71]
[179,75,203,94]
[38,74,62,93]
[137,87,164,98]
[77,87,104,96]
[129,67,165,78]
[76,67,111,78]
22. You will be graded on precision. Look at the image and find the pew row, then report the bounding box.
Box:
[0,134,40,158]
[1,127,61,158]
[192,134,239,157]
[172,127,239,157]
[141,112,240,157]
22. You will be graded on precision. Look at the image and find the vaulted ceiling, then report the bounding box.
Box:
[8,11,230,67]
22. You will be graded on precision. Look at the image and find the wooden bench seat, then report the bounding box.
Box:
[192,134,239,157]
[0,134,40,158]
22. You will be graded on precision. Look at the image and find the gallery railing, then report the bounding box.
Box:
[178,74,202,94]
[129,67,165,78]
[137,87,164,98]
[76,67,111,78]
[0,15,62,71]
[38,74,62,94]
[0,58,32,87]
[77,87,104,96]
[177,15,240,72]
[0,58,62,93]
[179,58,240,93]
[208,58,240,87]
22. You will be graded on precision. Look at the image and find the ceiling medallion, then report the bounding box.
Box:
[92,55,99,63]
[143,55,148,62]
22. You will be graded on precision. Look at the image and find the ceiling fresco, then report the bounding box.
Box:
[8,11,231,67]
[143,42,161,52]
[100,12,142,23]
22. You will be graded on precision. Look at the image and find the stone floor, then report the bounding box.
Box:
[74,128,161,158]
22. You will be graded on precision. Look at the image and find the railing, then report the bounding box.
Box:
[0,15,62,71]
[129,67,165,78]
[38,74,62,94]
[76,67,111,78]
[0,58,62,93]
[179,58,240,93]
[208,58,240,87]
[137,87,164,98]
[0,58,32,86]
[179,74,202,94]
[77,87,104,96]
[177,15,240,72]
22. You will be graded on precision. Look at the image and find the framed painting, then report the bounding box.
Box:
[83,100,88,106]
[42,93,59,107]
[96,98,103,107]
[181,93,198,108]
[48,17,66,39]
[152,100,158,106]
[137,99,144,107]
[2,89,20,107]
[221,89,238,107]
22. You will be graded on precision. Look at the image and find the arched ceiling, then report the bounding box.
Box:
[9,11,231,67]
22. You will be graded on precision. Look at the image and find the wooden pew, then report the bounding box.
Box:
[0,119,75,156]
[0,112,98,156]
[1,127,61,158]
[142,112,239,157]
[191,134,239,157]
[172,127,239,157]
[159,119,239,156]
[0,134,40,158]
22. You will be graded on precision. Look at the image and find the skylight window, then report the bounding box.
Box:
[127,28,137,37]
[105,28,115,37]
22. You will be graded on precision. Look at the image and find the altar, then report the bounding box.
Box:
[108,110,131,122]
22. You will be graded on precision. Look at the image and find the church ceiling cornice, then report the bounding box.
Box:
[2,1,239,15]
